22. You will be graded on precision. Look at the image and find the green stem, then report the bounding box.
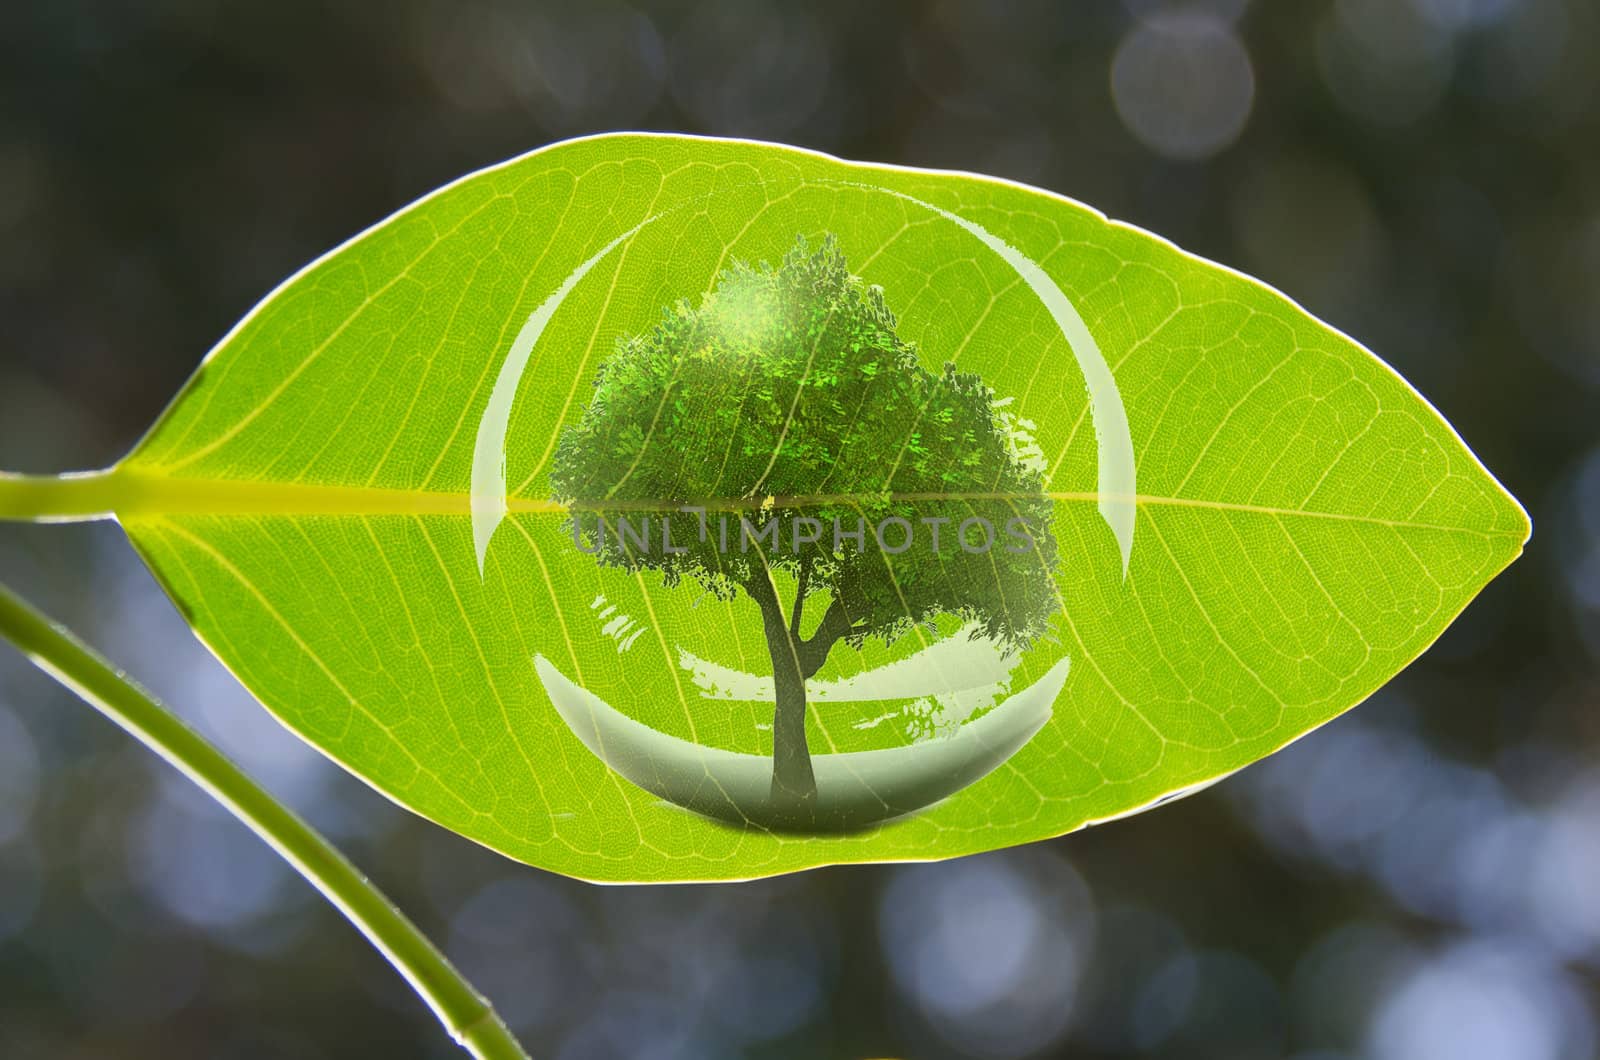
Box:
[0,470,121,522]
[0,579,530,1060]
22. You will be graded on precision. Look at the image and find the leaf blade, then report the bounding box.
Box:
[100,133,1525,881]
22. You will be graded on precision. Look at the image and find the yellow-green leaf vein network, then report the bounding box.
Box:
[109,133,1527,882]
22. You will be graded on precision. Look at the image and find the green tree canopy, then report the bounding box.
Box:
[550,236,1060,819]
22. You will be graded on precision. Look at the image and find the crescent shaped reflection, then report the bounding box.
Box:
[845,182,1138,576]
[534,653,1071,833]
[469,212,665,574]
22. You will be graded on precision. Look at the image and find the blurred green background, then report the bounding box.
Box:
[1,1,1596,1057]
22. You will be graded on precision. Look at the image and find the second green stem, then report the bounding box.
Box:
[0,579,530,1060]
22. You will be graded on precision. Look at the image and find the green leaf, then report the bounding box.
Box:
[67,134,1526,880]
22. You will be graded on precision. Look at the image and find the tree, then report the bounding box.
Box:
[550,236,1060,819]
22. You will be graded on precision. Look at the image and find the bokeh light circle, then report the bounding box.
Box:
[879,851,1094,1056]
[1369,941,1596,1060]
[1111,12,1255,160]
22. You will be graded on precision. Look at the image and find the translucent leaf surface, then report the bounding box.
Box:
[91,134,1524,881]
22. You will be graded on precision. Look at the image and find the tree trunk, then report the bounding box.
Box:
[746,569,860,821]
[759,597,817,811]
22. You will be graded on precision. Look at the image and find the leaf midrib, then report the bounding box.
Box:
[0,469,1528,541]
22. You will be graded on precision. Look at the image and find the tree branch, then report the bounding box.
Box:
[798,597,862,678]
[789,554,813,638]
[743,560,782,620]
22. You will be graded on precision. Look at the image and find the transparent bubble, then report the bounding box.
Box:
[1111,12,1255,160]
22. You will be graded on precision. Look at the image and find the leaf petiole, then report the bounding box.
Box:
[0,470,120,522]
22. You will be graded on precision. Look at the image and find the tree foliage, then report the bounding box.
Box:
[552,235,1060,651]
[551,235,1061,809]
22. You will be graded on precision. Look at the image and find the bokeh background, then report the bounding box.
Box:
[1,1,1597,1057]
